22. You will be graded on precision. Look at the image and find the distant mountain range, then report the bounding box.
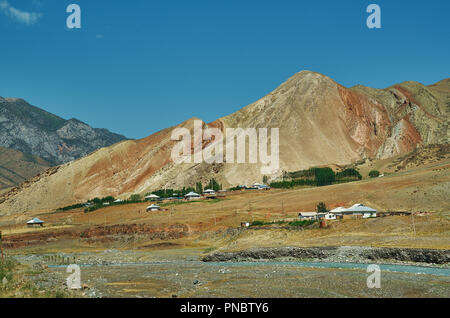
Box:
[0,71,448,214]
[0,97,128,165]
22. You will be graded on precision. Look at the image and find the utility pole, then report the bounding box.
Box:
[411,212,416,237]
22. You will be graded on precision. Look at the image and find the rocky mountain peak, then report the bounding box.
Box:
[0,98,128,165]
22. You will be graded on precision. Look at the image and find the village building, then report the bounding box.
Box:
[298,212,318,220]
[146,204,161,212]
[27,217,45,228]
[329,207,347,219]
[330,204,377,219]
[145,194,160,201]
[318,212,337,220]
[203,189,216,195]
[184,192,201,200]
[343,204,377,218]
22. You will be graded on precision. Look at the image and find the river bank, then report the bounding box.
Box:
[202,246,450,267]
[6,247,449,298]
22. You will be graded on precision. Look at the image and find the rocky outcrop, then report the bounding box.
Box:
[363,247,450,264]
[202,247,337,262]
[202,246,450,265]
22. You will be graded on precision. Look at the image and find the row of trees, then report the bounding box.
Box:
[271,167,363,189]
[195,178,222,193]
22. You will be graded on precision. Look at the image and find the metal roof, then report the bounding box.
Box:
[27,217,44,224]
[185,192,200,197]
[343,204,377,212]
[299,212,318,217]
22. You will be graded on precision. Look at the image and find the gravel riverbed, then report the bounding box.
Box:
[10,247,450,298]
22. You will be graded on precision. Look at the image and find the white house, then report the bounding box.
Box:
[146,204,161,212]
[318,213,337,220]
[298,212,318,220]
[145,194,160,201]
[184,192,201,200]
[113,199,123,203]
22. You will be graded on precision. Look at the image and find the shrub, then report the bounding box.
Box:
[288,220,316,227]
[250,220,265,227]
[369,170,380,178]
[58,203,85,211]
[0,257,16,283]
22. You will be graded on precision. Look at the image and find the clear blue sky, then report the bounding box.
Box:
[0,0,449,139]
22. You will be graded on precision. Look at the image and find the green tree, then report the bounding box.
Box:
[129,194,142,202]
[101,196,115,203]
[316,202,328,213]
[369,170,380,178]
[313,168,335,186]
[195,182,203,194]
[336,168,362,181]
[207,178,221,191]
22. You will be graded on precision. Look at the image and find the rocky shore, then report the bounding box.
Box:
[202,246,450,266]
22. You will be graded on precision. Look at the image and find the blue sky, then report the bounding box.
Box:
[0,0,449,139]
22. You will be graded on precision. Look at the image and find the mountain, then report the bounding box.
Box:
[0,147,51,192]
[0,97,128,165]
[0,71,448,214]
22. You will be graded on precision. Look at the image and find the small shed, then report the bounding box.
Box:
[27,217,45,228]
[146,204,161,212]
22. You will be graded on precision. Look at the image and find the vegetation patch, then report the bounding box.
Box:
[287,220,317,227]
[270,167,361,189]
